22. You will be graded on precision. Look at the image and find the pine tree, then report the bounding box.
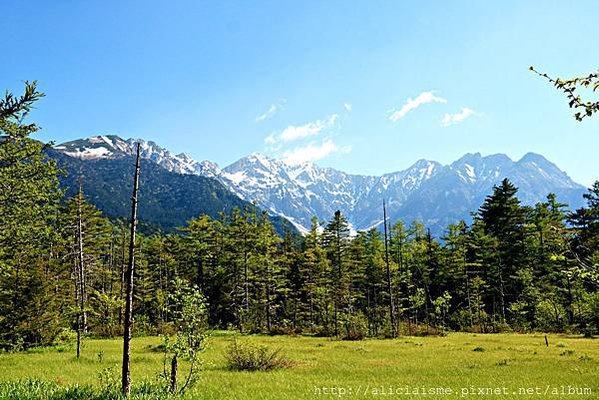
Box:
[61,187,112,350]
[0,82,63,349]
[224,208,256,331]
[360,229,386,335]
[476,178,528,326]
[322,210,352,337]
[382,201,397,336]
[301,217,331,334]
[389,221,410,332]
[442,221,473,330]
[281,224,304,332]
[569,182,599,268]
[254,211,283,333]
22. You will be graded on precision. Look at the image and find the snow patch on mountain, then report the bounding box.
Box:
[64,146,113,159]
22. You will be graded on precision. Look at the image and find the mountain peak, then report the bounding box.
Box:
[55,135,214,176]
[398,159,441,189]
[455,152,482,163]
[54,134,131,159]
[484,153,512,163]
[409,158,439,169]
[518,152,550,165]
[247,152,272,163]
[516,152,570,182]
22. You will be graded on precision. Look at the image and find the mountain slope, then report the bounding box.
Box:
[47,148,296,235]
[53,136,588,235]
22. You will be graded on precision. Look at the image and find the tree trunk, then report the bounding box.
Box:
[122,143,141,397]
[170,355,178,394]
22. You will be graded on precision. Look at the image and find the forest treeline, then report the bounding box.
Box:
[1,83,598,350]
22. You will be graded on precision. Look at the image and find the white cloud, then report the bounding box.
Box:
[266,114,338,145]
[282,139,351,165]
[343,102,352,112]
[388,91,447,122]
[255,99,286,122]
[441,107,476,127]
[264,133,277,145]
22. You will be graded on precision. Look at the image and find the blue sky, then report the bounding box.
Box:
[1,0,598,186]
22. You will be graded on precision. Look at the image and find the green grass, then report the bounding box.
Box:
[0,332,597,399]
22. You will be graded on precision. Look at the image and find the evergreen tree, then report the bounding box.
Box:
[476,178,528,325]
[322,210,352,337]
[300,217,331,334]
[0,82,63,349]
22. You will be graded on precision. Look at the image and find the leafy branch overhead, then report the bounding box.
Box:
[0,81,44,120]
[530,66,599,121]
[0,81,45,141]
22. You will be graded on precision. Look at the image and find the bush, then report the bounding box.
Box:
[225,339,293,371]
[490,321,512,333]
[535,300,567,332]
[53,328,77,346]
[132,315,156,337]
[400,323,442,337]
[341,313,367,341]
[268,320,297,336]
[160,278,208,395]
[313,325,334,337]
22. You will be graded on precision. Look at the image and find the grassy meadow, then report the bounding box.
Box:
[0,332,597,399]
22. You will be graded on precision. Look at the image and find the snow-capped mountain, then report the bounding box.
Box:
[54,135,222,176]
[54,135,588,234]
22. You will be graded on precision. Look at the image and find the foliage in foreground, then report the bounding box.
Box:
[159,279,208,395]
[0,378,172,400]
[530,66,599,121]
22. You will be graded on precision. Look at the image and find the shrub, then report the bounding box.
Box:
[535,300,567,332]
[313,325,334,337]
[225,339,293,371]
[53,328,77,346]
[132,314,156,337]
[160,278,209,395]
[490,322,512,333]
[341,313,367,341]
[401,323,442,337]
[269,320,297,336]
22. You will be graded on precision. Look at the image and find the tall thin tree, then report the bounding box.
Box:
[76,179,86,359]
[122,143,141,397]
[383,200,397,337]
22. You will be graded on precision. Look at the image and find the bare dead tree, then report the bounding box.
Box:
[122,143,141,397]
